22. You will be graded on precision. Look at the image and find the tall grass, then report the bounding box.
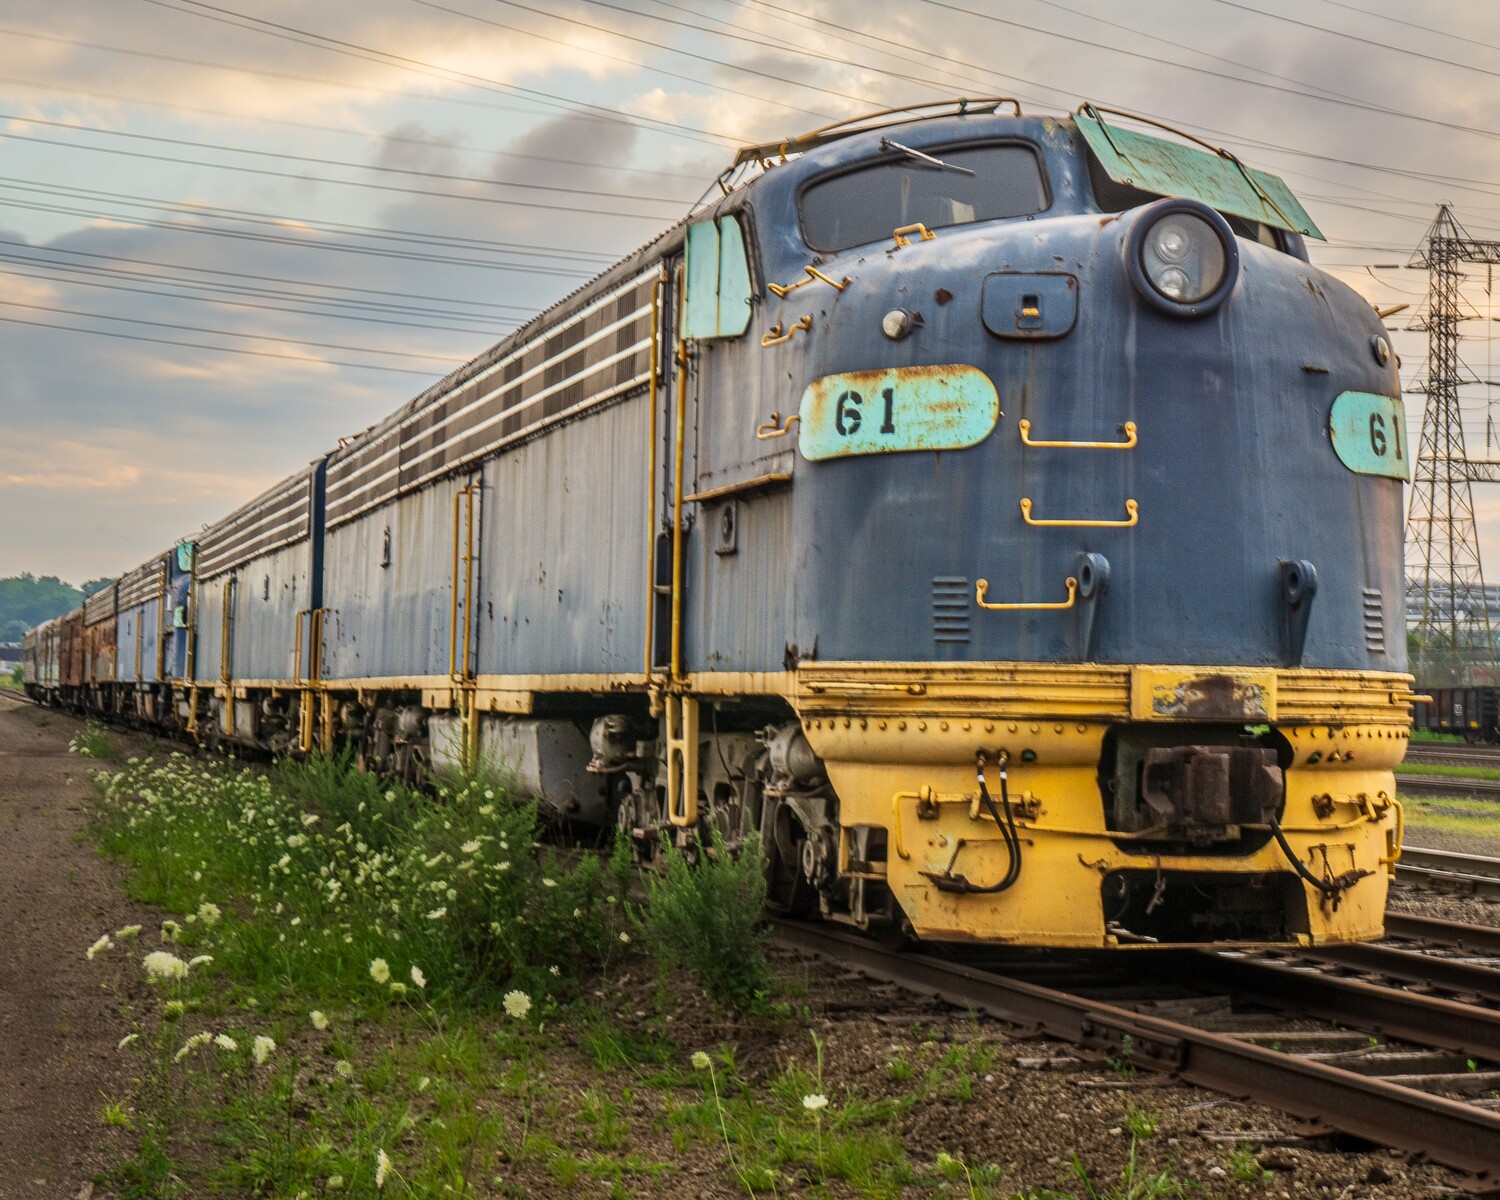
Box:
[91,752,633,1004]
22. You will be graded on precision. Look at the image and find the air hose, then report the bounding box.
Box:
[921,751,1022,894]
[1268,811,1369,907]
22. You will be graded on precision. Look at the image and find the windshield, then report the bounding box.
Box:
[799,142,1048,253]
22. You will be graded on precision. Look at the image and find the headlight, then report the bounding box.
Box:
[1126,199,1239,317]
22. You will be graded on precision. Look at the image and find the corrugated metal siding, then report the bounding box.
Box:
[116,599,161,684]
[197,472,312,580]
[321,482,465,681]
[480,393,650,676]
[83,583,117,626]
[191,544,310,683]
[21,629,36,685]
[117,558,165,609]
[325,269,658,530]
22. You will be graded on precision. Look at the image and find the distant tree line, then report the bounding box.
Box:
[0,573,115,643]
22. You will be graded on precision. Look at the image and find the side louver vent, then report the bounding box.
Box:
[1362,588,1386,653]
[933,577,971,644]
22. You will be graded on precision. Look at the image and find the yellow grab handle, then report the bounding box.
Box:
[892,222,937,248]
[1020,498,1139,528]
[1019,419,1137,449]
[756,412,801,440]
[976,576,1079,611]
[761,315,813,347]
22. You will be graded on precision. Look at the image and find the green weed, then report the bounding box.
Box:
[1227,1143,1272,1184]
[640,829,772,1015]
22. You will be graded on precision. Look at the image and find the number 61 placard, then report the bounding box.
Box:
[797,365,1001,462]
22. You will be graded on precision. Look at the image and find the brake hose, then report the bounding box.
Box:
[1268,811,1366,900]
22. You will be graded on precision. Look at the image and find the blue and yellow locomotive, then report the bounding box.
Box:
[27,100,1413,948]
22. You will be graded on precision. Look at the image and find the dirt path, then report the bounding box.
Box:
[0,694,152,1199]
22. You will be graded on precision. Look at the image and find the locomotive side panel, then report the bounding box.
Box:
[321,484,462,683]
[478,391,651,678]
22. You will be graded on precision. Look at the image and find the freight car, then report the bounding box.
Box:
[28,99,1415,948]
[1411,687,1500,743]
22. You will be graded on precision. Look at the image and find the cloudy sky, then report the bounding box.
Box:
[0,0,1496,584]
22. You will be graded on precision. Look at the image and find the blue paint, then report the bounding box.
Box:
[797,366,1001,462]
[1328,391,1410,480]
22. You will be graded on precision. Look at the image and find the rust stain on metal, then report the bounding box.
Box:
[1151,674,1269,721]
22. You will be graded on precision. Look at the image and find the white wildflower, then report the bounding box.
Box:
[118,1033,140,1050]
[542,877,557,888]
[691,1051,711,1071]
[115,924,142,940]
[410,965,426,989]
[174,1032,212,1062]
[252,1035,276,1065]
[87,934,113,960]
[425,906,447,920]
[335,1059,354,1079]
[502,990,532,1020]
[803,1094,829,1111]
[300,813,320,827]
[549,965,560,976]
[618,932,630,944]
[389,981,408,997]
[326,1175,344,1191]
[310,1010,329,1031]
[460,839,481,855]
[163,1000,186,1019]
[478,804,494,816]
[416,1076,430,1092]
[160,919,181,943]
[214,1034,238,1052]
[143,951,190,981]
[375,1149,392,1189]
[369,958,391,984]
[189,955,214,968]
[197,901,221,925]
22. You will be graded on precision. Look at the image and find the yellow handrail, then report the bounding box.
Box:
[219,578,234,684]
[761,315,813,347]
[892,222,937,248]
[1020,497,1139,528]
[671,274,689,680]
[1019,419,1137,449]
[768,265,851,297]
[756,411,800,440]
[644,273,664,682]
[976,576,1079,611]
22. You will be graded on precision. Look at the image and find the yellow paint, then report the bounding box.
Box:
[797,661,1410,947]
[1019,418,1137,449]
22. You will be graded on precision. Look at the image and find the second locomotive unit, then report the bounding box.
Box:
[27,99,1413,948]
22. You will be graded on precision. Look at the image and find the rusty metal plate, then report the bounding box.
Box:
[798,365,1000,462]
[1130,667,1277,721]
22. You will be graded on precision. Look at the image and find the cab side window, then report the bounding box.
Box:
[682,214,753,338]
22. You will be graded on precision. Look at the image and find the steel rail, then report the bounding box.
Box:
[772,919,1500,1177]
[1396,846,1500,897]
[1302,939,1500,1004]
[1398,774,1500,800]
[1386,912,1500,958]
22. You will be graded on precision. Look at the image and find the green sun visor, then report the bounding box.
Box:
[1076,111,1323,240]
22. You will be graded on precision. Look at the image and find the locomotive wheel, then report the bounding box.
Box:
[763,804,814,916]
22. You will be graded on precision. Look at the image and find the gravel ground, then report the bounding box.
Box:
[0,693,1488,1198]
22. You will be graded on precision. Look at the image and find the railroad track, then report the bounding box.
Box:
[1396,846,1500,897]
[774,919,1500,1181]
[1406,744,1500,771]
[1398,773,1500,801]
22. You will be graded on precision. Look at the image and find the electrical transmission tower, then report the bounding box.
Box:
[1407,205,1500,683]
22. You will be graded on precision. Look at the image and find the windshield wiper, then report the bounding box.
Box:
[880,137,975,176]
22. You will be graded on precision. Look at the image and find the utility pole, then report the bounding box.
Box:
[1406,205,1500,683]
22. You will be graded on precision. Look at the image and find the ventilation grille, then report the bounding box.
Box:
[932,577,971,644]
[1362,588,1386,653]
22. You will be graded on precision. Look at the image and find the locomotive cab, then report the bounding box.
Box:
[678,100,1410,947]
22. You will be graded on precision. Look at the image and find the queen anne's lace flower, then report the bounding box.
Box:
[174,1032,212,1062]
[803,1094,829,1111]
[118,1033,139,1050]
[197,902,221,925]
[143,951,190,981]
[310,1010,329,1030]
[410,965,426,989]
[502,990,531,1020]
[252,1035,276,1065]
[375,1149,392,1189]
[87,934,113,960]
[214,1034,238,1052]
[369,958,391,984]
[335,1059,354,1079]
[691,1051,711,1071]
